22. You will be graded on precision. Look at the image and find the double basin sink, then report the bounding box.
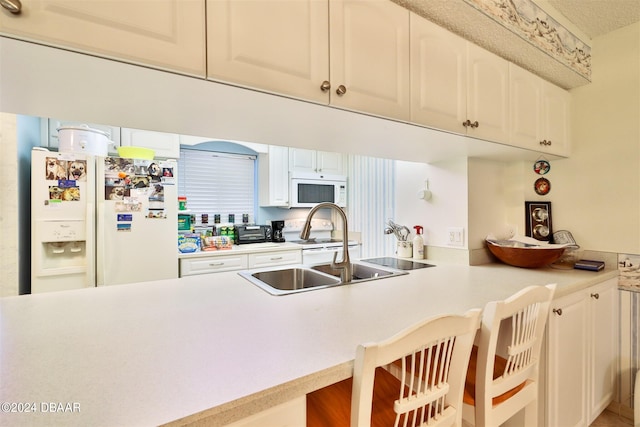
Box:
[239,261,408,296]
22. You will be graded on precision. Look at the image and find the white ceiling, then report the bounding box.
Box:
[548,0,640,38]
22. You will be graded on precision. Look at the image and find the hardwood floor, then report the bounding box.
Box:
[591,409,634,427]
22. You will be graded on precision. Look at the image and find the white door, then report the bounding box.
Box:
[588,279,618,423]
[316,151,344,174]
[541,82,571,156]
[96,157,178,286]
[546,291,589,427]
[509,64,542,148]
[121,128,180,159]
[289,148,317,173]
[329,0,410,120]
[0,0,205,76]
[410,14,467,133]
[467,44,510,143]
[207,0,329,103]
[31,149,96,293]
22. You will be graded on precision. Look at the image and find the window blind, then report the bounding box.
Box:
[178,149,256,223]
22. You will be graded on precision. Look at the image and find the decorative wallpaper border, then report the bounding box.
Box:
[464,0,592,80]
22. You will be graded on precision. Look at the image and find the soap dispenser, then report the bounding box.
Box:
[413,226,424,259]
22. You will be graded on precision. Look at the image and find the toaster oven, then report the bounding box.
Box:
[235,225,272,244]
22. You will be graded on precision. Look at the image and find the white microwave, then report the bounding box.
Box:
[289,172,347,208]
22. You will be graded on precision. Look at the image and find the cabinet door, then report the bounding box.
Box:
[329,0,410,120]
[509,64,542,148]
[0,0,205,76]
[259,146,289,207]
[467,44,510,143]
[547,291,589,427]
[248,250,302,269]
[541,82,571,156]
[207,0,329,103]
[588,278,618,423]
[410,14,467,133]
[289,148,317,173]
[179,254,248,277]
[316,151,344,175]
[121,128,180,159]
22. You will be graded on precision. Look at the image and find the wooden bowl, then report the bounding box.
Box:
[486,240,565,268]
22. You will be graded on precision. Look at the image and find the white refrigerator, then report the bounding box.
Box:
[31,148,178,293]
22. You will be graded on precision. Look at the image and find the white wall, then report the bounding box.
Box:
[535,23,640,253]
[0,114,19,296]
[394,158,468,248]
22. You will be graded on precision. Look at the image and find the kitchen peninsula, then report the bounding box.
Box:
[0,260,618,426]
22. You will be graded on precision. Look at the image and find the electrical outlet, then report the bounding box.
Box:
[447,227,464,246]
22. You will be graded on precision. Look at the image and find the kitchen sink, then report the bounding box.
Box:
[239,267,341,296]
[239,262,407,296]
[311,262,403,281]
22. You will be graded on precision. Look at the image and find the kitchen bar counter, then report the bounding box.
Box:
[0,261,618,426]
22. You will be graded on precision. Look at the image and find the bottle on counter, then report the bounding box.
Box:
[413,225,424,259]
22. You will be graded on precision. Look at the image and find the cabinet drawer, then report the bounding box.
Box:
[248,251,302,269]
[180,254,248,277]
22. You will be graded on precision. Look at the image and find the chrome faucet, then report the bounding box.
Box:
[300,202,352,283]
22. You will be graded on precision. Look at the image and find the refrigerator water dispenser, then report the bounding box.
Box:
[34,220,88,278]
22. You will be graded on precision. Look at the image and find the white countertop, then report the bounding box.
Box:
[178,242,302,259]
[0,260,618,426]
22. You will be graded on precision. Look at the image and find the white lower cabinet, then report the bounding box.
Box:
[179,248,302,277]
[179,254,248,277]
[248,251,302,269]
[546,278,618,426]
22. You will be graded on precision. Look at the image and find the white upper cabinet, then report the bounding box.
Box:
[329,0,410,120]
[466,44,510,143]
[206,0,329,103]
[207,0,410,120]
[541,81,571,156]
[0,0,206,77]
[410,16,509,143]
[410,14,467,133]
[510,64,571,156]
[289,148,344,175]
[121,128,180,159]
[258,145,290,207]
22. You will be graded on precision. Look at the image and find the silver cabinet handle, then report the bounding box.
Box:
[270,256,283,261]
[553,308,563,316]
[591,293,600,299]
[209,262,225,267]
[1,0,22,14]
[320,81,331,92]
[336,85,347,96]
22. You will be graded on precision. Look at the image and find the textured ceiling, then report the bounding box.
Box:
[396,0,640,89]
[548,0,640,38]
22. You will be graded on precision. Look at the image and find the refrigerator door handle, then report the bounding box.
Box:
[86,200,96,287]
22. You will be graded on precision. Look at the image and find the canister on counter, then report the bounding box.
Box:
[228,214,235,224]
[201,213,208,224]
[214,214,221,224]
[178,196,187,211]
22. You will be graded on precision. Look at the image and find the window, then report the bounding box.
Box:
[177,146,256,224]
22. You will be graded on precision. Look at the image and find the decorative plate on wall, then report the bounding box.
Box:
[533,160,550,175]
[534,177,551,195]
